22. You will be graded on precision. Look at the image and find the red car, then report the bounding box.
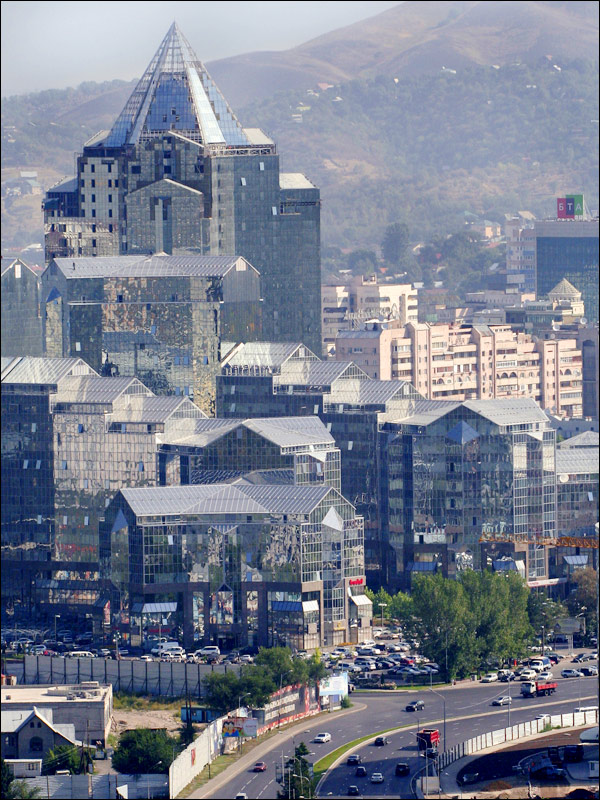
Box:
[253,762,267,772]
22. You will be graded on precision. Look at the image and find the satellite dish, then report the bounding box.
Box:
[552,322,560,331]
[579,317,588,325]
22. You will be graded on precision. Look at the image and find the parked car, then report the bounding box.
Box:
[139,654,153,662]
[531,765,566,780]
[561,669,584,678]
[481,673,498,683]
[253,762,267,772]
[492,696,512,706]
[406,700,425,712]
[395,763,410,776]
[580,666,598,677]
[346,755,362,765]
[239,654,254,664]
[370,773,384,783]
[314,732,332,743]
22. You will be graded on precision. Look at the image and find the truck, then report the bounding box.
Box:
[417,728,440,750]
[520,679,557,698]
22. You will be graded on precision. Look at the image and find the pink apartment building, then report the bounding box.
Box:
[335,321,583,417]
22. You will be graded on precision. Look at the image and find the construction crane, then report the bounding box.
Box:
[479,532,598,548]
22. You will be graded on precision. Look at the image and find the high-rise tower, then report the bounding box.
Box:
[43,23,321,354]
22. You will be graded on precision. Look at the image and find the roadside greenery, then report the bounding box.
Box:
[203,647,327,714]
[278,741,317,800]
[112,729,175,774]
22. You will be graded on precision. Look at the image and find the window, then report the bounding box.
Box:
[240,177,246,186]
[75,341,82,351]
[138,462,144,472]
[36,460,41,470]
[117,295,123,303]
[259,162,265,171]
[23,460,29,469]
[31,423,37,433]
[90,164,95,173]
[91,194,96,202]
[37,515,42,524]
[63,516,68,525]
[84,516,89,526]
[272,206,278,215]
[29,737,43,752]
[61,460,67,470]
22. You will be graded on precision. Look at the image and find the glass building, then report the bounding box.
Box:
[102,484,370,651]
[383,398,557,590]
[1,260,43,358]
[534,219,599,323]
[41,254,261,415]
[43,23,321,355]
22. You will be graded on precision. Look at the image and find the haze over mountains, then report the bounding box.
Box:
[209,0,600,105]
[1,0,598,252]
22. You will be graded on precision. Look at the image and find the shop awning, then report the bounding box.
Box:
[131,602,178,614]
[563,555,588,567]
[302,600,320,613]
[349,594,373,607]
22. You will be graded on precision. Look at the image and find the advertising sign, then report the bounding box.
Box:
[557,195,584,219]
[242,718,258,738]
[319,672,349,697]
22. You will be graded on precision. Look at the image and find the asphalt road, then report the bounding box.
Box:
[206,671,598,799]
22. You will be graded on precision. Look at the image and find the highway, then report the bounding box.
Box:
[204,673,598,799]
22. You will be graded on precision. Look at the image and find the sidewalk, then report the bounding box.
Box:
[189,701,366,798]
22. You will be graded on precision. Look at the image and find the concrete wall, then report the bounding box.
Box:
[168,715,225,798]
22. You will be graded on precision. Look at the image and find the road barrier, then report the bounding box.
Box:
[437,709,599,770]
[23,655,243,697]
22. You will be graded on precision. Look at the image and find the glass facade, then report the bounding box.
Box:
[103,484,369,650]
[536,231,599,323]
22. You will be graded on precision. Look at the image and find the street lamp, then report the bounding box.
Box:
[379,602,387,633]
[237,692,251,717]
[278,669,292,730]
[541,625,545,657]
[54,614,60,644]
[293,772,312,799]
[428,686,447,753]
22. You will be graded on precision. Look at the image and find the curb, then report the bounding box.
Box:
[189,702,366,798]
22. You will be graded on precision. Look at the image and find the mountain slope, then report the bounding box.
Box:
[208,1,599,106]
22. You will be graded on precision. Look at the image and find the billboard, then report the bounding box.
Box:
[319,672,349,697]
[557,195,584,219]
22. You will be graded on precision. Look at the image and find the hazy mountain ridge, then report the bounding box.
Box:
[208,0,600,106]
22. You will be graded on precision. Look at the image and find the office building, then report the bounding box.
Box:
[1,259,43,358]
[103,483,371,650]
[534,218,599,323]
[43,23,321,354]
[335,321,583,417]
[41,254,261,414]
[321,275,418,357]
[504,216,536,292]
[382,398,557,590]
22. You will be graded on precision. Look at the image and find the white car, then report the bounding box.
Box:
[537,671,553,680]
[561,669,584,678]
[481,673,498,683]
[314,732,332,743]
[519,669,537,681]
[371,773,384,783]
[492,696,512,706]
[139,654,154,662]
[535,713,551,723]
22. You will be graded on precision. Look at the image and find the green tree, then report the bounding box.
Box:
[567,566,599,639]
[527,593,568,641]
[389,591,414,626]
[4,781,41,800]
[382,222,410,265]
[112,729,175,775]
[365,587,393,619]
[278,742,316,800]
[203,671,241,713]
[1,760,13,797]
[411,573,476,680]
[43,744,92,775]
[347,249,378,274]
[239,665,278,709]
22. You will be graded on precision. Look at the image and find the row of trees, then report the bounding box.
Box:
[367,571,576,680]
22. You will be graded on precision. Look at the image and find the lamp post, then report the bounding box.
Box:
[541,625,545,657]
[428,687,447,753]
[379,602,387,634]
[54,614,60,644]
[293,772,312,799]
[278,669,292,731]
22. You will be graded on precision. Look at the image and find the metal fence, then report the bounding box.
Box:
[16,773,168,799]
[23,655,243,697]
[437,709,599,770]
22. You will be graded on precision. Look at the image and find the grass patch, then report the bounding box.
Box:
[312,722,412,780]
[113,692,182,711]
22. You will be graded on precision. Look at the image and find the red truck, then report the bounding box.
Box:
[417,728,440,750]
[520,680,557,698]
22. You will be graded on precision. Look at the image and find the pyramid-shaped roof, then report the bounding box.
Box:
[548,278,581,299]
[104,23,250,148]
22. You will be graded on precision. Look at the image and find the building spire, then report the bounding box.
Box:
[105,24,248,148]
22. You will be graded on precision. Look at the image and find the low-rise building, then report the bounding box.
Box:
[1,683,112,746]
[0,707,78,762]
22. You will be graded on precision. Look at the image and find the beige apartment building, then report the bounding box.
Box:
[321,274,418,356]
[335,321,583,417]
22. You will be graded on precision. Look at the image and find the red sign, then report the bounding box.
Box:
[349,578,364,585]
[557,198,567,218]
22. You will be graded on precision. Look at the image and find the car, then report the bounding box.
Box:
[519,669,537,681]
[346,754,362,765]
[355,766,367,777]
[531,765,566,780]
[537,670,553,680]
[421,665,439,674]
[561,668,584,678]
[499,672,516,682]
[424,747,438,759]
[374,736,390,746]
[239,654,254,664]
[347,786,360,796]
[139,654,153,662]
[314,732,332,743]
[535,713,551,722]
[481,673,498,683]
[580,666,599,677]
[395,762,410,776]
[253,761,267,772]
[406,700,425,712]
[362,639,375,647]
[572,654,587,663]
[234,794,248,800]
[376,659,394,670]
[198,645,221,656]
[370,773,384,783]
[492,696,512,706]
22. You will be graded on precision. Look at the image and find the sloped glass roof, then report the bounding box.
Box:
[104,23,250,148]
